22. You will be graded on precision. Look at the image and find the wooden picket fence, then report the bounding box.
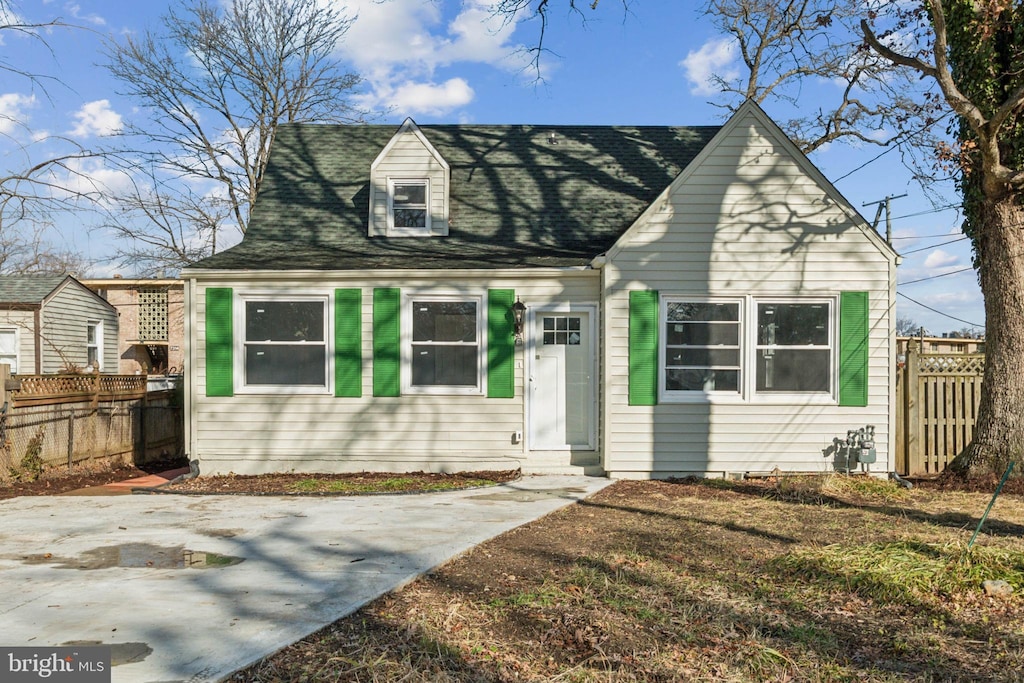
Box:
[896,340,984,476]
[0,366,181,479]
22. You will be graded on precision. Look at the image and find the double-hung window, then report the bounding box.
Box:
[755,300,832,394]
[405,296,482,394]
[654,296,839,403]
[388,179,429,234]
[242,297,328,391]
[0,328,18,373]
[87,321,102,370]
[662,300,741,396]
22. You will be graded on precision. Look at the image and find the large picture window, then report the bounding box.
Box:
[662,300,741,395]
[243,298,327,388]
[405,297,482,393]
[755,301,832,393]
[653,295,838,403]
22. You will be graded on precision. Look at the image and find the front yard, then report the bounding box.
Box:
[238,475,1024,682]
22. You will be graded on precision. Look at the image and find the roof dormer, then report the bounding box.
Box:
[368,118,450,237]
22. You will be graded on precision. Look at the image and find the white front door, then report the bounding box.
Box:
[529,307,595,450]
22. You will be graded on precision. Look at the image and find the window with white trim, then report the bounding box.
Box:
[87,321,102,371]
[755,300,832,394]
[404,296,483,394]
[388,178,430,234]
[662,299,741,395]
[242,297,328,390]
[0,328,18,373]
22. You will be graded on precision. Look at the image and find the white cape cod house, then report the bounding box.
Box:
[182,101,898,478]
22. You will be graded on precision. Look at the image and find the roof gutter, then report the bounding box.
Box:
[180,266,597,281]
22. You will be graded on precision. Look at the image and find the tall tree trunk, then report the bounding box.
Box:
[948,194,1024,478]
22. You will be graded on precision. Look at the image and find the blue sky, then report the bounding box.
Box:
[1,0,982,334]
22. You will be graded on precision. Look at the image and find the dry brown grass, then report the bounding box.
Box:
[235,475,1024,682]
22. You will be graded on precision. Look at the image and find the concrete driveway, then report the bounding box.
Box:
[0,476,612,682]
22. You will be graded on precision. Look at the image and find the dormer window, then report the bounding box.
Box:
[389,179,430,234]
[370,119,449,238]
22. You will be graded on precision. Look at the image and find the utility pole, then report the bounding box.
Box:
[863,194,907,245]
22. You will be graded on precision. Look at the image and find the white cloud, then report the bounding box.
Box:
[68,100,123,138]
[335,0,527,115]
[923,249,960,269]
[48,156,135,205]
[63,2,107,27]
[680,37,738,96]
[382,78,475,117]
[0,93,37,134]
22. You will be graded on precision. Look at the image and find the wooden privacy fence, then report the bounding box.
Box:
[896,340,984,476]
[0,366,182,479]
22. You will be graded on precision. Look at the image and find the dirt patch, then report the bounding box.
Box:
[160,470,521,495]
[236,476,1024,682]
[0,457,187,500]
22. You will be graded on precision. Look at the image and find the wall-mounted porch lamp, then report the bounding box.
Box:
[512,297,527,345]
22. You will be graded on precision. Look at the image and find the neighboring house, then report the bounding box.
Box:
[0,274,119,375]
[896,335,985,356]
[81,278,185,375]
[182,101,898,479]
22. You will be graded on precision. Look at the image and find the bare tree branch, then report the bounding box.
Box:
[102,0,369,273]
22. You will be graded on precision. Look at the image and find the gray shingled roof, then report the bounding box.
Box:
[189,123,721,271]
[0,274,69,304]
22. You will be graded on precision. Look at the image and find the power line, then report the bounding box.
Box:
[891,231,963,240]
[901,236,969,255]
[897,291,983,328]
[889,204,960,221]
[899,266,975,285]
[833,145,899,183]
[831,112,954,183]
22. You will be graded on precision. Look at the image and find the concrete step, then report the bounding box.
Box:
[520,452,604,476]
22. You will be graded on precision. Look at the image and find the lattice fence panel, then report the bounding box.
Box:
[918,353,985,375]
[139,288,169,342]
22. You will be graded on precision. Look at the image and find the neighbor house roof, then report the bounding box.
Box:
[0,274,72,306]
[188,123,722,271]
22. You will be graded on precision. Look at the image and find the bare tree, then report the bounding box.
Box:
[0,0,101,276]
[694,0,943,154]
[895,316,921,336]
[490,0,629,78]
[490,0,941,154]
[103,0,367,274]
[862,0,1024,478]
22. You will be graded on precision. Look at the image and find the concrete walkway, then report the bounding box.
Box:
[0,476,611,682]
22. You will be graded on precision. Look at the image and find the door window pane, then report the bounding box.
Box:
[543,316,583,345]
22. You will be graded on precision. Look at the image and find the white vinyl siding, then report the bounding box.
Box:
[369,123,449,237]
[187,272,600,475]
[603,107,895,479]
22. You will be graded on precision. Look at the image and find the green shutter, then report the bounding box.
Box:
[373,288,400,397]
[839,291,869,407]
[629,290,659,406]
[335,289,362,397]
[205,288,233,397]
[487,289,515,398]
